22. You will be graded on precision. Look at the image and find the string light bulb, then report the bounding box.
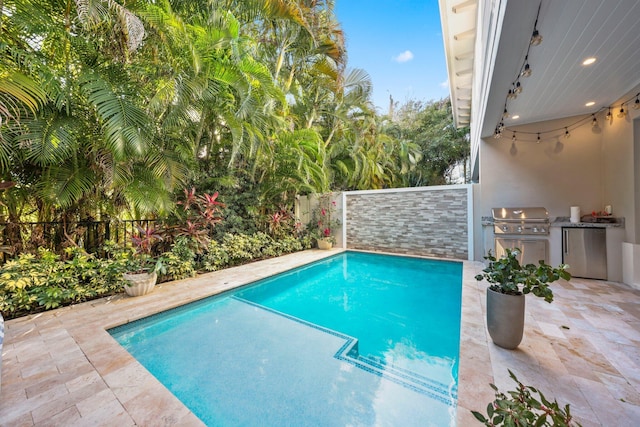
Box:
[530,29,543,46]
[521,60,532,78]
[514,81,522,94]
[605,107,612,121]
[502,108,509,119]
[530,3,543,46]
[564,127,570,139]
[512,132,517,142]
[507,89,517,100]
[634,97,640,110]
[536,133,541,144]
[591,115,598,128]
[618,105,626,118]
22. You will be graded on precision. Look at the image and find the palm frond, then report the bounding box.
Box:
[0,71,47,120]
[79,70,151,159]
[16,114,78,166]
[38,160,97,208]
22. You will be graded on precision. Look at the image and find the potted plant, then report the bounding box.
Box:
[472,370,580,426]
[475,248,570,349]
[309,193,339,249]
[122,225,165,297]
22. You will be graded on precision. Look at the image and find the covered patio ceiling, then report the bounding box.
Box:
[441,0,640,137]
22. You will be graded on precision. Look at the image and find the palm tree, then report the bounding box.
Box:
[2,0,192,222]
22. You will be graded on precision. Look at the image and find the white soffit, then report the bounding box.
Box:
[438,0,478,128]
[481,0,640,138]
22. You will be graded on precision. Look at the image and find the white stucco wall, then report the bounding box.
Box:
[475,87,640,283]
[602,105,638,244]
[478,118,603,220]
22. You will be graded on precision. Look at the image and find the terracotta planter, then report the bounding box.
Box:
[486,287,525,349]
[317,238,333,250]
[123,271,157,297]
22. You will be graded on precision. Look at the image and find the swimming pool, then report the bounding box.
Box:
[110,251,463,426]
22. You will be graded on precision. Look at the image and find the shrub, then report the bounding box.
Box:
[201,240,229,272]
[265,206,301,240]
[161,236,197,281]
[1,231,309,319]
[0,248,124,318]
[201,232,307,272]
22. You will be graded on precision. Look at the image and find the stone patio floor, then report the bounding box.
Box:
[1,249,639,426]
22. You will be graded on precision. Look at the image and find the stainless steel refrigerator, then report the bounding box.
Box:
[562,227,607,280]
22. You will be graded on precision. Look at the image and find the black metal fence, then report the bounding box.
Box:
[0,219,160,262]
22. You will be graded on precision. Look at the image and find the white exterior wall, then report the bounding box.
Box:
[475,88,640,284]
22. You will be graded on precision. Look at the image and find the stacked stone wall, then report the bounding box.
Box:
[345,187,469,260]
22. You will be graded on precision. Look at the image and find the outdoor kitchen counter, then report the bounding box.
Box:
[481,216,625,282]
[551,217,625,228]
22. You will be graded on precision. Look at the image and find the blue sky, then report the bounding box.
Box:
[334,0,449,113]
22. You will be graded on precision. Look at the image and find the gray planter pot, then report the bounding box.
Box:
[486,287,525,349]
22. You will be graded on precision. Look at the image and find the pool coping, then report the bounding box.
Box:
[0,249,490,425]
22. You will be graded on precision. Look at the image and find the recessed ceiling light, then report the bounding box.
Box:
[585,101,595,107]
[582,57,596,66]
[511,115,520,120]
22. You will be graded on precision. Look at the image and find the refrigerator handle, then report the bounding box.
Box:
[563,229,569,254]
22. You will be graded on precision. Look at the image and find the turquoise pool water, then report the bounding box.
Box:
[110,251,463,426]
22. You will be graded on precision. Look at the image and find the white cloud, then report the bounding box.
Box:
[440,79,449,88]
[393,50,414,63]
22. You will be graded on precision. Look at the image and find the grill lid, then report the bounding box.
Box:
[492,207,549,222]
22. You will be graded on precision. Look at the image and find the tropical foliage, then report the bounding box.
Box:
[0,248,125,316]
[0,231,307,319]
[1,0,468,237]
[384,98,470,186]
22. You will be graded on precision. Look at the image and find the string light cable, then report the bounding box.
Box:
[498,91,640,143]
[493,1,543,137]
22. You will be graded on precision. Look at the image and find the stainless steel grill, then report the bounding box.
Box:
[491,207,549,264]
[492,207,549,235]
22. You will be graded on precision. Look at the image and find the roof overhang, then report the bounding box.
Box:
[440,0,640,181]
[438,0,477,128]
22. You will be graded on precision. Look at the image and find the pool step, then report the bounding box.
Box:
[233,296,457,406]
[335,338,457,406]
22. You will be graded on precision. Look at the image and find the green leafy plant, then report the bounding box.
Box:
[475,249,571,303]
[201,232,304,272]
[472,370,581,426]
[0,248,123,318]
[1,228,306,318]
[201,239,229,272]
[161,236,197,281]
